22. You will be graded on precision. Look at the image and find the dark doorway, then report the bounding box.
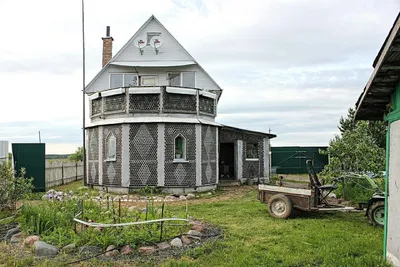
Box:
[219,143,235,180]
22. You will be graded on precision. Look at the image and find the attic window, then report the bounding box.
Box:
[147,32,161,46]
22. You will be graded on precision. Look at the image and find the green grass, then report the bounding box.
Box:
[162,190,387,267]
[0,184,388,267]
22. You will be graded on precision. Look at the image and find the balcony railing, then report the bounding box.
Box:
[89,86,217,119]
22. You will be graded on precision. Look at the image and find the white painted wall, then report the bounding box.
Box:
[88,65,220,93]
[388,120,400,266]
[0,141,9,164]
[114,18,192,62]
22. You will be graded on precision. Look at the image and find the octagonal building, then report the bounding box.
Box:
[85,15,276,193]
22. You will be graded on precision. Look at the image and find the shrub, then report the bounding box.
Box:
[0,160,34,212]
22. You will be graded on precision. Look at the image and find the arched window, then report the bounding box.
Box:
[174,135,186,160]
[107,134,117,161]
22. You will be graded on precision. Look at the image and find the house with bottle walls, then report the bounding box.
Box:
[85,15,276,193]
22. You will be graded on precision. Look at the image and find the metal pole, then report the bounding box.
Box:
[38,131,41,143]
[81,0,87,186]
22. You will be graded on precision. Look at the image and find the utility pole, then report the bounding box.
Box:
[82,0,87,186]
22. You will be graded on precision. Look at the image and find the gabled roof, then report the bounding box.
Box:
[355,12,400,120]
[85,15,223,95]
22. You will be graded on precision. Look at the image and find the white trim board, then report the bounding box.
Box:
[128,87,161,94]
[89,92,100,100]
[166,87,197,95]
[111,61,195,67]
[86,117,221,128]
[258,184,312,196]
[101,88,125,97]
[199,91,217,99]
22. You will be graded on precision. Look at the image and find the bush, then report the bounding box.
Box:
[0,160,34,212]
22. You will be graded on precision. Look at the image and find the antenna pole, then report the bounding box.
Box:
[82,0,87,186]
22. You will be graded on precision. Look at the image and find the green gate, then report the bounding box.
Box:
[12,143,46,192]
[271,146,328,174]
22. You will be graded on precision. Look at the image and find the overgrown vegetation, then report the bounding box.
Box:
[18,195,188,249]
[0,184,388,266]
[320,108,386,202]
[321,108,386,177]
[0,160,34,212]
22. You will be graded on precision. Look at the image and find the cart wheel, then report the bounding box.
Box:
[368,201,384,227]
[268,194,292,219]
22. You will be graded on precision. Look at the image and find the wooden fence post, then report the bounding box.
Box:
[61,163,64,185]
[76,162,78,181]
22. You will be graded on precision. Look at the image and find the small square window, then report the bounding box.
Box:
[140,76,158,86]
[147,32,161,45]
[246,143,258,159]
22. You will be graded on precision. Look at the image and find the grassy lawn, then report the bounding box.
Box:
[0,182,388,267]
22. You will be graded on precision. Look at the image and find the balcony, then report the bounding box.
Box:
[89,86,217,119]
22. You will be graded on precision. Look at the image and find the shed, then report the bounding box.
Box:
[355,12,400,266]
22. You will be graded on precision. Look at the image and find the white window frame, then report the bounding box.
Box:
[147,32,161,46]
[140,75,159,86]
[174,134,187,162]
[167,72,196,88]
[246,142,259,161]
[109,73,138,88]
[106,133,117,161]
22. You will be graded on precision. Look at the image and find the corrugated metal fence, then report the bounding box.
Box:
[45,160,84,188]
[271,146,328,174]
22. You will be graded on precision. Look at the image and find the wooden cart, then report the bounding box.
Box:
[258,160,354,219]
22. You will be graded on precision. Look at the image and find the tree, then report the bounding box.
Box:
[338,107,386,149]
[321,109,386,178]
[68,147,84,162]
[0,160,34,211]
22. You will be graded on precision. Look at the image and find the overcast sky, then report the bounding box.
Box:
[0,0,399,154]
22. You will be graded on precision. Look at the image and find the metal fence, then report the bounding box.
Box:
[271,146,329,174]
[45,160,84,188]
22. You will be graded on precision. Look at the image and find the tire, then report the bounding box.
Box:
[368,201,385,227]
[268,194,293,219]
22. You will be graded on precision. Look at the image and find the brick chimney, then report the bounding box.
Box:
[102,26,113,67]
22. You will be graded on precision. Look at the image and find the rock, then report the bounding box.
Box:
[186,193,195,199]
[33,241,58,257]
[187,230,202,240]
[122,195,129,200]
[181,236,191,245]
[25,235,40,246]
[120,245,134,255]
[207,192,212,196]
[156,241,171,250]
[4,228,20,242]
[179,195,187,200]
[165,195,177,201]
[105,245,119,257]
[79,245,102,256]
[191,223,204,232]
[131,195,140,201]
[61,243,76,253]
[10,232,23,244]
[138,246,156,254]
[170,237,183,248]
